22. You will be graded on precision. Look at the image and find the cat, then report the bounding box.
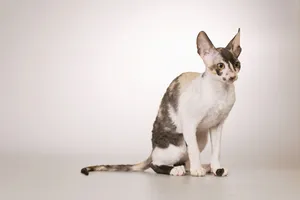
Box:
[81,29,242,177]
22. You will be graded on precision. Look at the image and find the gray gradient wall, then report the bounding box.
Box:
[1,0,300,168]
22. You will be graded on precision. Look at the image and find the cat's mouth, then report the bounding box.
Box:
[223,76,238,83]
[221,78,236,85]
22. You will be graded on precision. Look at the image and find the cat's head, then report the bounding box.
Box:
[196,29,242,83]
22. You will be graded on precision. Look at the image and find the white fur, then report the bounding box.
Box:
[209,123,223,170]
[151,72,236,177]
[151,144,187,166]
[190,167,207,176]
[170,165,186,176]
[177,73,236,176]
[168,104,181,133]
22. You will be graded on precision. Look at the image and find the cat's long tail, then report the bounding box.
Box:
[80,155,152,176]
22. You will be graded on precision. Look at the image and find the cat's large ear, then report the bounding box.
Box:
[196,31,216,59]
[226,28,242,58]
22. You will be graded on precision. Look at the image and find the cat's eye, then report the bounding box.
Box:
[235,62,240,68]
[217,63,225,70]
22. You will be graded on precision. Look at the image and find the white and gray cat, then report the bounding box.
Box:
[81,29,242,177]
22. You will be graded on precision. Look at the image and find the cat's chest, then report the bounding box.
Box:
[200,97,234,127]
[188,85,236,128]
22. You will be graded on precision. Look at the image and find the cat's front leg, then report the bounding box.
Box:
[183,121,207,177]
[209,122,228,177]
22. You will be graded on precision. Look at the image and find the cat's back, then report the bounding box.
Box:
[178,71,201,85]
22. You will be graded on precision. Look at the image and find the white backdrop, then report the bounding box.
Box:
[1,0,300,168]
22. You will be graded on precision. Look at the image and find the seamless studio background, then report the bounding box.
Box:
[0,0,300,199]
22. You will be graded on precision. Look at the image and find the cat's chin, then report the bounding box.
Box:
[221,79,236,85]
[226,79,236,84]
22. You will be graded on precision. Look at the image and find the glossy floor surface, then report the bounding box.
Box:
[1,155,299,200]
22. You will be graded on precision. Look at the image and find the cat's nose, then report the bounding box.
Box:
[229,76,236,82]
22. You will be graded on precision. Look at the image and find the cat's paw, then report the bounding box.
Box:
[170,165,186,176]
[190,167,207,177]
[211,167,228,177]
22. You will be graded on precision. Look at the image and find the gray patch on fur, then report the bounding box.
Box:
[215,68,223,76]
[152,131,185,149]
[105,165,132,171]
[151,75,184,149]
[167,76,180,112]
[219,48,236,64]
[209,64,223,76]
[150,160,186,175]
[217,48,241,71]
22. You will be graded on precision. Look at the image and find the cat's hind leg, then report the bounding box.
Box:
[150,143,188,176]
[150,160,211,176]
[150,164,186,176]
[150,161,187,176]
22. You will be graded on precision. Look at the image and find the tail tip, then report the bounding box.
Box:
[81,168,89,176]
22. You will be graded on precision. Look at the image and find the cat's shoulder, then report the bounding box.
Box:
[164,72,202,96]
[170,72,201,88]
